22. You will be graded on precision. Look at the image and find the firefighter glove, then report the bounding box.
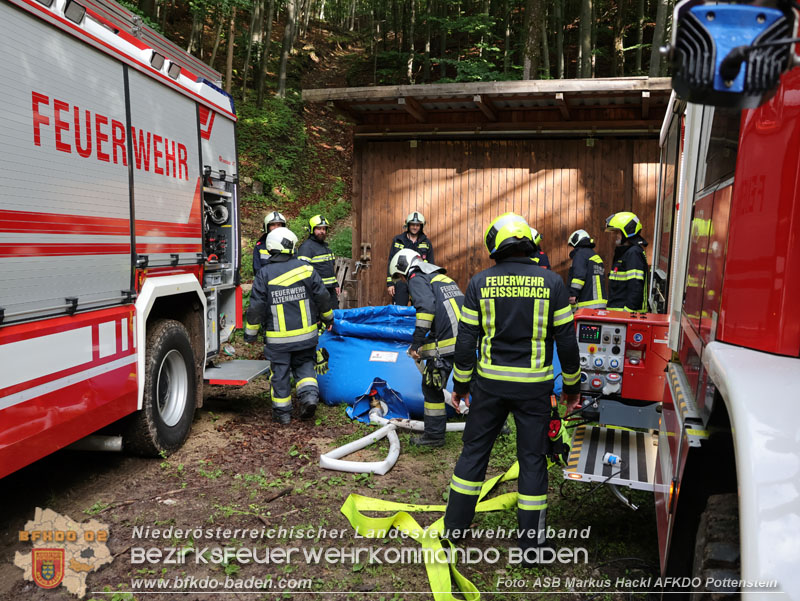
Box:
[315,347,330,375]
[424,361,444,389]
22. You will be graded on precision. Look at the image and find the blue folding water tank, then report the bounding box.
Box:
[316,306,563,418]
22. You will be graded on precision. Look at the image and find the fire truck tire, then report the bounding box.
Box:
[690,493,740,600]
[125,319,196,456]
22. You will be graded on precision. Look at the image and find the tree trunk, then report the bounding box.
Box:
[614,0,625,76]
[590,0,596,76]
[242,3,261,99]
[555,0,564,78]
[256,0,276,108]
[522,0,542,79]
[635,0,644,73]
[579,0,592,77]
[139,0,156,20]
[407,0,416,82]
[540,9,549,78]
[187,7,203,54]
[225,10,235,93]
[439,0,447,77]
[479,0,490,58]
[318,0,326,20]
[209,9,225,68]
[649,0,668,76]
[423,0,431,81]
[277,0,297,98]
[503,0,510,74]
[349,0,356,30]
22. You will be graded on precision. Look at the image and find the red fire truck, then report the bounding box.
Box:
[563,4,800,597]
[0,0,267,479]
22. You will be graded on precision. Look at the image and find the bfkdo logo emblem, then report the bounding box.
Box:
[32,548,65,589]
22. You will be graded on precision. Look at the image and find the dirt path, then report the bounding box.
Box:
[1,376,660,601]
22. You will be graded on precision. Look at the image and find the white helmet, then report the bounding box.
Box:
[568,229,593,247]
[263,211,287,232]
[266,227,297,255]
[404,212,426,228]
[529,227,543,247]
[389,249,421,278]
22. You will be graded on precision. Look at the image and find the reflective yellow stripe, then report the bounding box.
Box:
[416,312,434,322]
[271,393,292,407]
[517,493,547,510]
[259,249,270,256]
[431,274,454,284]
[298,255,311,262]
[269,265,313,286]
[296,377,317,389]
[460,313,479,326]
[448,298,461,322]
[309,254,335,263]
[453,364,473,382]
[462,306,479,318]
[589,255,603,264]
[609,269,644,282]
[265,323,318,338]
[419,336,457,353]
[577,300,606,308]
[553,305,573,327]
[393,242,404,249]
[450,474,482,496]
[424,401,445,410]
[477,361,554,383]
[322,276,338,285]
[321,309,334,320]
[300,300,309,329]
[562,369,581,386]
[244,321,259,335]
[571,278,585,288]
[480,298,495,364]
[276,304,286,332]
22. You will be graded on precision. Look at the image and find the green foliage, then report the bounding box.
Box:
[329,227,352,258]
[287,196,351,242]
[116,0,162,33]
[237,97,308,204]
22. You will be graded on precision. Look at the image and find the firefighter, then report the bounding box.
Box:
[529,227,551,269]
[566,229,607,309]
[388,248,464,447]
[244,227,333,425]
[253,211,288,273]
[298,214,339,309]
[444,212,581,554]
[387,212,435,306]
[604,212,649,312]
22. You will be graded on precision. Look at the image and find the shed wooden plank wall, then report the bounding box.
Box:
[354,138,660,307]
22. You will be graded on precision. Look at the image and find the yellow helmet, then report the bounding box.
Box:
[308,214,329,232]
[484,213,532,257]
[605,212,642,238]
[529,227,543,247]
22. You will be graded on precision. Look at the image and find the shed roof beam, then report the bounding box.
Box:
[398,97,427,122]
[556,93,570,120]
[473,95,497,121]
[641,90,651,120]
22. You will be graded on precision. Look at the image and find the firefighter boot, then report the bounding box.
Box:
[409,415,446,447]
[298,389,318,420]
[273,411,291,425]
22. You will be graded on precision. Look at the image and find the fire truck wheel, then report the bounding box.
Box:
[125,319,197,456]
[690,493,740,600]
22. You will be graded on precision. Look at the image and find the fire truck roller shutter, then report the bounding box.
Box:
[127,69,203,268]
[0,3,132,323]
[200,105,237,178]
[124,319,196,455]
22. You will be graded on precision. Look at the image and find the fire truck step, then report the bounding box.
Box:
[204,360,271,386]
[562,424,657,492]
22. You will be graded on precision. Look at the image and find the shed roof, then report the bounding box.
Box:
[303,77,673,138]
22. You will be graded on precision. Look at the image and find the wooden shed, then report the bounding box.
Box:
[302,77,672,307]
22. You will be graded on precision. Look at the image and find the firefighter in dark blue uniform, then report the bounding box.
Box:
[529,227,552,269]
[244,227,333,424]
[567,229,607,309]
[387,212,434,306]
[388,249,464,447]
[605,212,649,312]
[297,214,339,309]
[253,211,287,273]
[444,212,581,554]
